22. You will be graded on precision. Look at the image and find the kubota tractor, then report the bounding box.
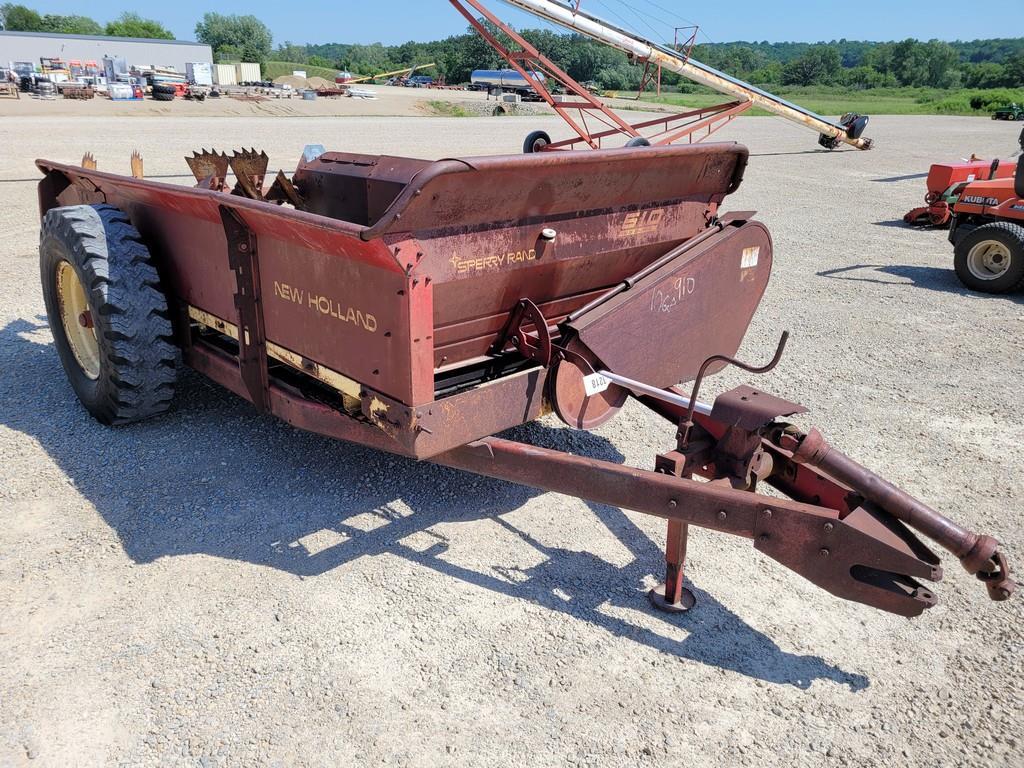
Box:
[948,155,1024,293]
[904,158,1017,228]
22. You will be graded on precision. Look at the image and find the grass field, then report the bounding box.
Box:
[424,100,471,117]
[614,86,1024,117]
[259,62,1024,120]
[263,61,341,81]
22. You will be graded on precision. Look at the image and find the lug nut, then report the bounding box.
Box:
[717,510,727,521]
[824,522,834,532]
[667,499,678,509]
[819,548,830,557]
[78,311,93,329]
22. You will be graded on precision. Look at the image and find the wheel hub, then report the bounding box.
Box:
[966,240,1012,281]
[549,340,626,429]
[56,260,101,379]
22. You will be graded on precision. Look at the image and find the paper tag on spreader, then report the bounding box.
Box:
[583,373,611,397]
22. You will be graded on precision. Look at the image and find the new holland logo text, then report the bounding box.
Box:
[273,281,378,333]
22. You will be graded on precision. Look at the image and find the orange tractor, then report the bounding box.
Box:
[904,158,1017,228]
[948,152,1024,293]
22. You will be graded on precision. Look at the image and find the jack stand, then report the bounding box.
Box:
[648,518,696,612]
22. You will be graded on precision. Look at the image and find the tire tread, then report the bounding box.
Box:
[40,204,179,424]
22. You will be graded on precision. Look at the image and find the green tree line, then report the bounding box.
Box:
[0,5,277,67]
[2,3,1022,91]
[284,30,1023,90]
[0,4,173,39]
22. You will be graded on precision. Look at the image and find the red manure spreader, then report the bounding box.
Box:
[36,143,1014,625]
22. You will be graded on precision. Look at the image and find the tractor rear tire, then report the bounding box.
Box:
[40,204,179,425]
[624,136,651,148]
[953,221,1024,294]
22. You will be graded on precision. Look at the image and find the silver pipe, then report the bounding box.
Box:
[497,0,871,149]
[597,370,714,416]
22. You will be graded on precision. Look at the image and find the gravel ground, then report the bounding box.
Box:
[0,113,1022,767]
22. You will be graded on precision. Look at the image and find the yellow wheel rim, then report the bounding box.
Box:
[56,260,101,380]
[967,240,1012,281]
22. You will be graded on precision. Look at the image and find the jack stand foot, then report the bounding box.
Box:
[647,583,696,613]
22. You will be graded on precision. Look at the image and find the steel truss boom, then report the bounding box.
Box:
[495,0,873,149]
[450,0,752,149]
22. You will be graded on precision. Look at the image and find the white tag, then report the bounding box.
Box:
[741,247,760,269]
[967,174,976,182]
[583,373,611,397]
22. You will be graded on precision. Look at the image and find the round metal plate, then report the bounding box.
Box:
[647,584,696,613]
[550,340,627,430]
[967,239,1012,281]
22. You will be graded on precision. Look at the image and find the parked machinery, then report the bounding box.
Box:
[470,69,547,100]
[905,158,1018,227]
[948,155,1024,293]
[992,103,1024,121]
[34,143,1015,628]
[450,0,872,152]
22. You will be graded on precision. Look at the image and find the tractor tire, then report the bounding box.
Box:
[152,84,176,101]
[39,204,179,425]
[624,136,651,148]
[523,130,552,154]
[953,221,1024,294]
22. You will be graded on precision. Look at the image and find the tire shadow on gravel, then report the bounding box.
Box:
[817,263,1024,302]
[1,315,867,691]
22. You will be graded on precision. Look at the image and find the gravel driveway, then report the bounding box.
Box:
[0,113,1021,767]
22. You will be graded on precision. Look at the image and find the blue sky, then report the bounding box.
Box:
[25,0,1024,45]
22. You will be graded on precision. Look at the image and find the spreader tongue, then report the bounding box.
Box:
[754,503,941,617]
[510,204,1015,615]
[781,428,1017,603]
[546,265,1013,615]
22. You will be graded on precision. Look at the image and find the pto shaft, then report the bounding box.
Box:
[783,428,1016,600]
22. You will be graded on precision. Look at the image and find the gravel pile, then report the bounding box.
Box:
[0,113,1021,767]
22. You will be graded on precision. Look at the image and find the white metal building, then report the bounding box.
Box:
[0,31,212,73]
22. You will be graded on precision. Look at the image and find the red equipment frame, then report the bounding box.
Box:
[34,142,1016,623]
[448,0,751,149]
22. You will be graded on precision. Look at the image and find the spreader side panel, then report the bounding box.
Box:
[567,221,773,388]
[36,163,430,405]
